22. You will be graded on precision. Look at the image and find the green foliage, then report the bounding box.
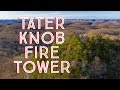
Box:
[58,34,83,61]
[31,33,120,79]
[87,34,120,78]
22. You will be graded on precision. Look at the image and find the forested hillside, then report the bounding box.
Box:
[1,20,120,79]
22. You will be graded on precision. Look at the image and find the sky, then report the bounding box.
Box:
[0,11,120,19]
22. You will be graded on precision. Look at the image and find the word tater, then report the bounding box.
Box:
[19,17,65,30]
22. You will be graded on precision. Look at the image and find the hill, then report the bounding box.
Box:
[1,19,120,79]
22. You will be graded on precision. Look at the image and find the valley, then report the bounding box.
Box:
[1,19,120,79]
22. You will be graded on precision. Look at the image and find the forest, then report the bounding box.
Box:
[1,19,120,79]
